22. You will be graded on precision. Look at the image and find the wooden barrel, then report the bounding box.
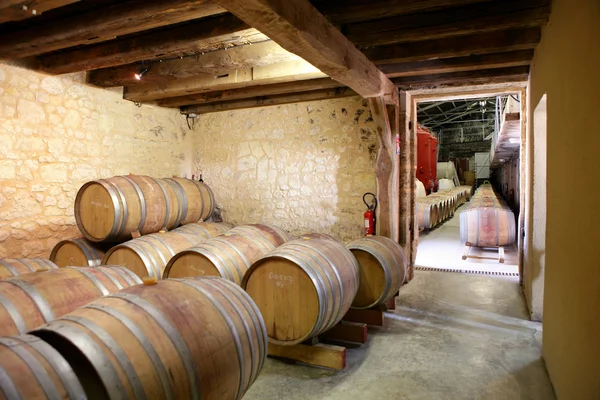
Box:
[102,228,204,279]
[174,221,232,239]
[299,233,337,241]
[0,259,58,280]
[0,334,85,399]
[228,224,293,247]
[50,237,110,267]
[460,207,516,247]
[347,236,407,309]
[0,266,141,336]
[163,178,215,224]
[32,277,267,400]
[416,202,438,230]
[242,237,359,345]
[164,232,275,284]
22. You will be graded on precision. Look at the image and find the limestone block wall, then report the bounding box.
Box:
[193,96,378,243]
[0,62,190,259]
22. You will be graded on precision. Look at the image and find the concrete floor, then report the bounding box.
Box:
[245,270,555,400]
[416,202,519,274]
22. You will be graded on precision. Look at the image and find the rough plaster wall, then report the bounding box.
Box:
[0,62,190,259]
[528,0,600,397]
[192,96,377,243]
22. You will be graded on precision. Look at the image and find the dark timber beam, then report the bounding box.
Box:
[392,66,530,89]
[181,87,357,114]
[157,78,341,108]
[88,40,298,88]
[313,0,492,25]
[37,14,264,74]
[379,50,533,78]
[367,28,542,65]
[0,0,226,59]
[214,0,397,103]
[0,0,79,23]
[346,0,550,46]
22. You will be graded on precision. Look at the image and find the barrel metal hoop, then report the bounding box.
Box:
[74,238,98,267]
[0,365,21,400]
[126,241,160,279]
[0,337,61,399]
[165,179,188,226]
[66,267,110,296]
[40,259,58,270]
[121,176,147,234]
[177,279,245,400]
[152,178,172,229]
[109,292,200,400]
[94,267,124,291]
[233,226,271,245]
[36,321,125,399]
[99,179,127,240]
[201,278,265,387]
[19,258,39,272]
[110,267,139,286]
[147,234,176,258]
[210,238,251,277]
[348,243,392,305]
[289,243,346,326]
[189,244,236,282]
[0,292,27,333]
[17,334,86,400]
[0,260,19,277]
[84,304,173,400]
[4,280,54,322]
[190,181,206,221]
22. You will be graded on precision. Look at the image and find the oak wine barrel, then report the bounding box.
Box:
[0,258,58,280]
[164,232,275,284]
[174,221,232,238]
[460,207,516,247]
[32,277,267,400]
[50,237,110,267]
[242,237,359,345]
[299,233,337,241]
[0,266,141,336]
[347,236,407,309]
[102,227,205,279]
[75,175,215,243]
[416,202,438,230]
[0,334,85,399]
[228,224,293,247]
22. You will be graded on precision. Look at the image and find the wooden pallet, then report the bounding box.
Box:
[462,245,505,263]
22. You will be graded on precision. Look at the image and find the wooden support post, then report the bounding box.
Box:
[384,292,399,311]
[343,307,385,327]
[268,342,346,370]
[320,321,368,344]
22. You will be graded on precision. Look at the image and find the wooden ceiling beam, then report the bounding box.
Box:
[157,77,342,108]
[0,0,226,59]
[367,28,542,65]
[379,50,534,78]
[214,0,397,103]
[181,87,357,114]
[391,66,530,90]
[88,40,300,88]
[0,0,79,23]
[37,14,265,74]
[346,0,550,46]
[313,0,493,25]
[124,59,327,102]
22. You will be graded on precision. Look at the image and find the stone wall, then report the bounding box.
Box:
[192,96,378,243]
[0,61,190,259]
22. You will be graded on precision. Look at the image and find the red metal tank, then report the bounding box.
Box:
[417,125,438,194]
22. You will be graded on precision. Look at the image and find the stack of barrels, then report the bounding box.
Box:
[460,183,516,247]
[417,185,472,230]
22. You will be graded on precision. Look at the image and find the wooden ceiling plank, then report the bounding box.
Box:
[87,40,299,88]
[313,0,493,25]
[367,28,542,65]
[380,50,534,78]
[214,0,397,102]
[0,0,226,59]
[0,0,79,23]
[181,87,357,114]
[124,59,327,102]
[391,66,530,89]
[157,77,342,108]
[346,0,550,46]
[37,13,265,74]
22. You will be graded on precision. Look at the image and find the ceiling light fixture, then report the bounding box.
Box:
[134,61,148,80]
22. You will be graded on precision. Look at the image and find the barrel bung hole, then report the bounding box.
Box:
[32,331,109,400]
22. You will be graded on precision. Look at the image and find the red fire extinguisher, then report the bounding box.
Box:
[363,192,378,236]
